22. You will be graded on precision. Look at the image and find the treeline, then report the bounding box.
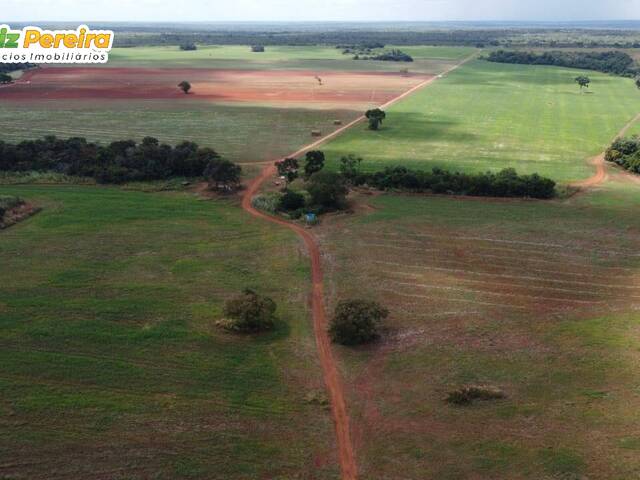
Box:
[351,166,556,199]
[0,136,223,184]
[364,49,413,62]
[0,63,36,75]
[486,50,638,77]
[605,136,640,173]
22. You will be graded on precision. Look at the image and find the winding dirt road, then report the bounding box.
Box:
[241,54,476,480]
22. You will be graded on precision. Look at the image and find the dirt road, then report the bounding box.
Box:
[572,112,640,188]
[240,53,477,480]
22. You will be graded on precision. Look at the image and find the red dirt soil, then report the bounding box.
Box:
[0,67,432,107]
[240,54,476,480]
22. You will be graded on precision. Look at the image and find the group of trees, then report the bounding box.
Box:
[0,136,240,186]
[351,48,413,62]
[487,50,638,77]
[275,151,349,215]
[219,287,389,347]
[354,165,556,199]
[179,42,197,51]
[251,45,265,52]
[605,136,640,173]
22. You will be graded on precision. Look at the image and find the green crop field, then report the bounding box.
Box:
[0,102,357,163]
[0,185,338,480]
[318,178,640,479]
[106,45,474,73]
[322,59,640,183]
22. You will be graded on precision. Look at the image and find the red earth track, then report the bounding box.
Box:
[241,53,477,480]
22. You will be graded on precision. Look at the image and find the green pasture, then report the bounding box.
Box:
[0,185,336,479]
[106,44,472,73]
[0,101,357,163]
[322,180,640,479]
[322,60,640,183]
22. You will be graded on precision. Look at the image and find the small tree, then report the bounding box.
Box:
[251,45,265,52]
[276,157,299,186]
[575,76,590,91]
[304,150,325,179]
[278,189,306,211]
[329,299,389,345]
[365,108,386,130]
[178,80,192,94]
[180,42,197,51]
[221,289,276,332]
[339,154,362,184]
[307,171,348,212]
[204,158,241,191]
[0,73,12,84]
[636,76,640,89]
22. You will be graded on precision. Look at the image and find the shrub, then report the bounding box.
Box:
[251,45,265,52]
[278,189,306,211]
[251,192,282,213]
[179,42,197,51]
[446,385,506,405]
[307,172,348,212]
[329,299,388,345]
[220,289,277,333]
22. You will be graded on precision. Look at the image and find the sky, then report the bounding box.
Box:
[7,0,640,22]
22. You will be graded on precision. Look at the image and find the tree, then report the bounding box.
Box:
[276,157,299,186]
[339,154,362,184]
[365,108,386,130]
[304,150,325,179]
[204,158,241,191]
[329,299,389,345]
[278,189,306,211]
[636,76,640,89]
[221,289,277,332]
[0,73,12,84]
[179,42,197,51]
[307,171,348,212]
[575,75,590,91]
[251,45,265,52]
[178,80,192,94]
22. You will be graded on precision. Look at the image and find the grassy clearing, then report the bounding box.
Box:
[0,185,337,479]
[322,60,640,183]
[106,45,472,73]
[0,101,357,163]
[319,181,640,479]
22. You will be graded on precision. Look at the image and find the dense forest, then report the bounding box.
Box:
[486,50,638,76]
[352,166,556,199]
[0,136,223,184]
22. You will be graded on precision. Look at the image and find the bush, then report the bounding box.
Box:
[179,42,197,51]
[220,289,277,333]
[251,45,265,52]
[278,189,306,211]
[307,172,348,212]
[446,385,506,405]
[329,299,389,345]
[251,192,282,213]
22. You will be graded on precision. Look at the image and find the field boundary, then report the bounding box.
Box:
[240,52,477,480]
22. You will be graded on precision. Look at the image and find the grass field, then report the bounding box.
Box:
[0,185,339,480]
[318,179,640,479]
[0,45,474,163]
[0,101,358,163]
[107,45,474,74]
[322,60,640,183]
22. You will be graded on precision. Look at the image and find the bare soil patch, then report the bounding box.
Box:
[0,67,432,109]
